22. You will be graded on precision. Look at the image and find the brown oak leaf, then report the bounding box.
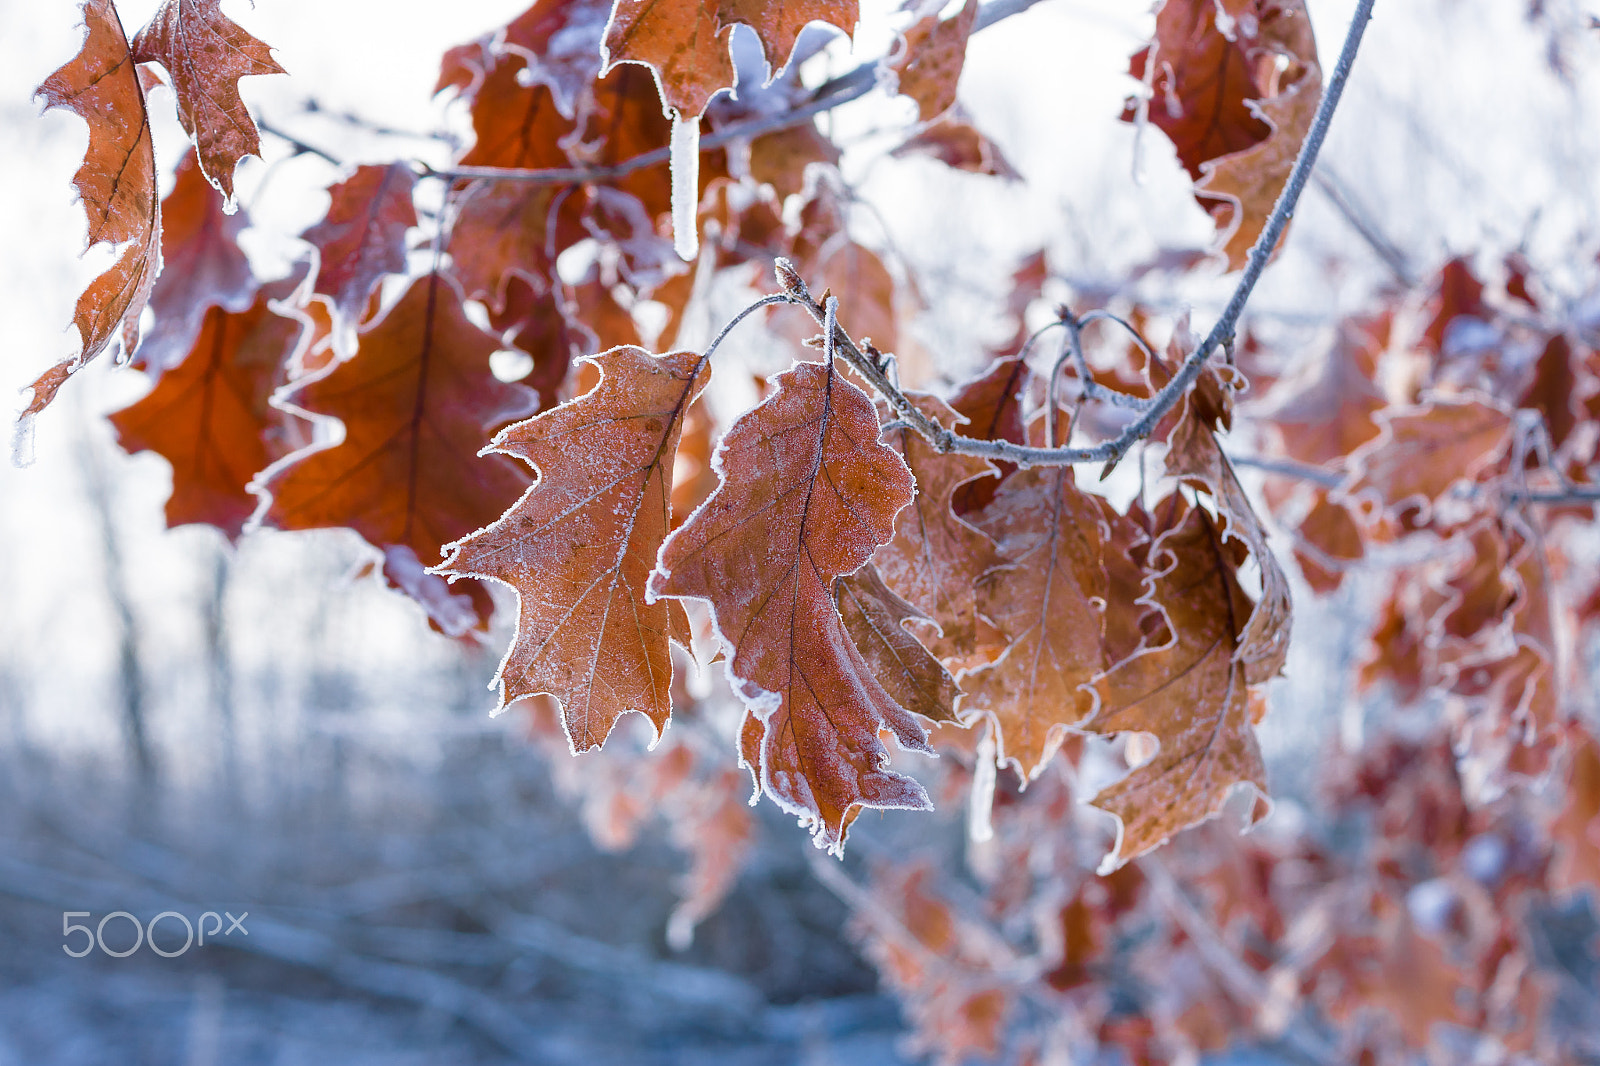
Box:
[1346,397,1514,516]
[1086,502,1268,867]
[891,0,978,122]
[27,0,161,418]
[1259,311,1389,469]
[1293,488,1363,595]
[131,0,284,202]
[1122,0,1272,178]
[437,346,709,749]
[604,0,856,118]
[873,394,1000,670]
[1164,389,1292,682]
[110,274,309,539]
[949,355,1029,515]
[1192,0,1320,269]
[602,0,733,119]
[651,359,926,852]
[962,465,1108,779]
[835,563,960,726]
[301,163,419,336]
[135,150,256,374]
[259,272,536,635]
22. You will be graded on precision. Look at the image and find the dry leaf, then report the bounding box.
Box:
[438,346,708,748]
[652,359,926,852]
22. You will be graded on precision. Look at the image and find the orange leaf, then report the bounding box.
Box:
[891,0,978,122]
[28,0,161,417]
[873,394,1000,669]
[713,0,856,83]
[1293,488,1363,595]
[260,272,536,635]
[1347,398,1514,515]
[602,0,733,119]
[1122,0,1272,179]
[604,0,857,118]
[301,164,418,333]
[1163,389,1292,682]
[437,346,709,748]
[835,563,961,726]
[131,0,282,202]
[1260,311,1389,469]
[135,150,256,374]
[948,355,1029,515]
[1192,0,1320,269]
[891,114,1020,178]
[652,359,926,851]
[110,276,308,539]
[962,465,1108,779]
[1086,503,1267,866]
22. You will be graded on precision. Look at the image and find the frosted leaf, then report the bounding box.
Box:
[669,116,700,262]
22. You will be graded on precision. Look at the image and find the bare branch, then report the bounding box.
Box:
[1226,453,1344,488]
[777,0,1377,469]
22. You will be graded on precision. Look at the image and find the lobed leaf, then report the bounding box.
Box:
[1086,502,1268,867]
[835,563,961,727]
[259,272,536,635]
[438,346,710,749]
[872,393,1000,671]
[651,359,925,852]
[890,0,978,122]
[28,0,161,417]
[962,465,1108,780]
[301,164,419,338]
[131,0,284,202]
[134,150,256,375]
[111,274,309,539]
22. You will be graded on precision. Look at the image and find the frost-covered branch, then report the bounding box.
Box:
[777,0,1377,469]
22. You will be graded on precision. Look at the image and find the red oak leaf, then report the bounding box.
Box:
[1346,398,1514,517]
[437,346,709,749]
[131,0,284,202]
[27,0,160,418]
[301,164,419,336]
[1192,0,1320,269]
[961,463,1109,779]
[1086,502,1269,867]
[259,272,536,635]
[1122,0,1272,178]
[891,0,978,122]
[873,394,1000,670]
[135,150,256,374]
[110,275,309,539]
[835,563,961,726]
[651,359,925,852]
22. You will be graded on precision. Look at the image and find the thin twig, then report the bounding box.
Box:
[1227,453,1344,488]
[1312,170,1413,286]
[779,0,1377,469]
[257,118,344,167]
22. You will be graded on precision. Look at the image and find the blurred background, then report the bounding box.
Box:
[1,0,1597,1062]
